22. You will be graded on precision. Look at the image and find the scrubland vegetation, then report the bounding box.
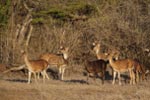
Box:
[0,0,150,68]
[0,0,150,100]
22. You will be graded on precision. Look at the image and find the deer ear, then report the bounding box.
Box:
[60,46,64,50]
[93,40,99,45]
[92,42,96,46]
[92,40,97,46]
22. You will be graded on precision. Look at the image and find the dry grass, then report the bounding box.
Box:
[0,71,150,100]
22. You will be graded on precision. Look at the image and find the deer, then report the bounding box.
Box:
[132,59,149,83]
[92,41,120,60]
[107,51,136,85]
[84,59,107,84]
[92,41,109,61]
[106,49,148,83]
[92,41,148,84]
[92,41,120,80]
[82,50,108,84]
[40,46,69,80]
[21,50,50,84]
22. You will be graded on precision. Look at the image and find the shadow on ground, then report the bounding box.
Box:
[5,79,28,83]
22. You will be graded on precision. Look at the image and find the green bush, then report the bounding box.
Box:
[0,0,10,27]
[46,8,72,21]
[32,18,45,24]
[32,2,97,23]
[65,2,97,15]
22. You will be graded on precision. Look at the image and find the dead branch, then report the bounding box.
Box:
[23,2,33,12]
[18,16,32,44]
[3,64,26,74]
[25,25,33,51]
[15,1,33,45]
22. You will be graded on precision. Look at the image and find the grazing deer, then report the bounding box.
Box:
[133,60,149,83]
[107,51,136,85]
[40,46,69,80]
[21,50,49,84]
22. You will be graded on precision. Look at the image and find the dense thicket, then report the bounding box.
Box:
[0,0,150,71]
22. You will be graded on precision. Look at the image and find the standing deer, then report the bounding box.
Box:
[40,46,69,80]
[92,41,120,82]
[107,51,136,85]
[84,59,107,84]
[106,49,148,84]
[92,41,108,60]
[92,41,120,60]
[21,50,49,84]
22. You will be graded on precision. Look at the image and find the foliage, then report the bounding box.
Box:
[65,2,97,16]
[31,17,44,24]
[0,0,150,71]
[32,2,97,23]
[0,0,10,27]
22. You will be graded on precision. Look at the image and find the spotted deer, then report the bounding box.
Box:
[21,50,49,84]
[107,51,136,85]
[92,41,120,60]
[40,46,69,80]
[133,60,149,83]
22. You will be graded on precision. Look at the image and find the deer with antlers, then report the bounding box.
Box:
[40,30,69,80]
[40,46,69,80]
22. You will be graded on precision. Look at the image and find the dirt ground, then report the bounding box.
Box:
[0,68,150,100]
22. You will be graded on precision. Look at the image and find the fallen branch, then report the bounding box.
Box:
[3,64,27,74]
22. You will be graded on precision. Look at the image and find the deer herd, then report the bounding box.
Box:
[3,41,149,85]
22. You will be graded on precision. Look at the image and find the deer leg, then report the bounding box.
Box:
[118,72,121,85]
[37,72,40,79]
[59,67,62,80]
[112,71,117,85]
[33,72,37,83]
[102,72,105,85]
[87,73,90,83]
[41,71,46,83]
[28,71,32,84]
[45,71,50,80]
[61,68,65,80]
[132,70,136,85]
[93,73,97,82]
[142,73,146,81]
[129,70,132,85]
[129,70,132,84]
[136,71,139,83]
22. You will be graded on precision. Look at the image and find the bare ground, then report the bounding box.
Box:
[0,70,150,100]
